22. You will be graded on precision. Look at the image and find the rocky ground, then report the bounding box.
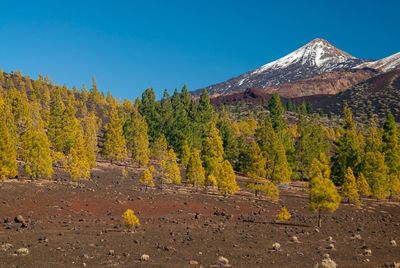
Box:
[0,162,400,268]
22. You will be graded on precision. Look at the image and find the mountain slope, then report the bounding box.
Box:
[308,68,400,121]
[197,38,366,95]
[355,52,400,72]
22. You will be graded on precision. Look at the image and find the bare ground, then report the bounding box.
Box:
[1,162,399,267]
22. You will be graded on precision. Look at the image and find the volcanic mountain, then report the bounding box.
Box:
[196,38,400,97]
[196,38,367,96]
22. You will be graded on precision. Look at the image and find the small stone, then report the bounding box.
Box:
[327,236,334,243]
[352,234,362,240]
[363,248,372,256]
[14,215,26,224]
[272,243,281,251]
[390,240,397,247]
[141,254,150,261]
[15,248,30,256]
[189,260,199,265]
[218,256,229,265]
[326,243,335,250]
[291,236,300,243]
[108,249,115,256]
[315,228,320,233]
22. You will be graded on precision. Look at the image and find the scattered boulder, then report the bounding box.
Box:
[14,215,26,224]
[141,254,150,261]
[363,248,372,256]
[272,243,281,251]
[291,236,300,243]
[326,244,335,250]
[15,248,30,256]
[218,256,230,267]
[351,234,362,240]
[189,260,199,265]
[390,240,397,247]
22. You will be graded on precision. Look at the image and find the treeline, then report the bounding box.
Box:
[1,70,400,206]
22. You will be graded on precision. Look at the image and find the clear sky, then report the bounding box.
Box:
[0,0,399,100]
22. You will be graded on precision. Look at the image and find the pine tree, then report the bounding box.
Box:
[180,139,191,167]
[357,173,371,196]
[295,114,330,179]
[268,93,287,131]
[140,166,155,191]
[140,88,160,143]
[158,89,173,137]
[342,167,361,207]
[309,156,341,228]
[382,112,400,198]
[160,149,181,185]
[218,108,239,166]
[363,151,389,199]
[0,98,17,180]
[202,123,224,176]
[48,88,65,152]
[151,134,168,160]
[65,119,91,181]
[20,128,53,179]
[185,149,206,190]
[331,104,363,185]
[256,114,291,184]
[362,115,389,199]
[214,160,239,195]
[238,141,266,180]
[82,112,100,167]
[102,106,127,162]
[123,109,149,166]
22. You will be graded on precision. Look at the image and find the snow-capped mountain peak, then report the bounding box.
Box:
[197,38,365,95]
[253,38,355,74]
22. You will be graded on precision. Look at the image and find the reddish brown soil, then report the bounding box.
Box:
[1,163,400,267]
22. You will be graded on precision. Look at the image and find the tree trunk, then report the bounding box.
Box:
[318,211,322,228]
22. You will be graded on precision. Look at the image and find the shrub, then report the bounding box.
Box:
[277,207,291,221]
[122,209,140,228]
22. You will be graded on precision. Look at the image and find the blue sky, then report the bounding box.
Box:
[0,0,399,100]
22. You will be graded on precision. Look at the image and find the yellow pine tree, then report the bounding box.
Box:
[82,111,100,167]
[151,134,168,160]
[180,139,191,167]
[140,166,155,191]
[357,173,371,196]
[342,167,361,207]
[214,160,239,195]
[20,128,53,179]
[102,106,127,162]
[160,149,181,185]
[202,123,224,176]
[65,119,91,181]
[0,98,17,180]
[185,149,206,190]
[309,156,341,227]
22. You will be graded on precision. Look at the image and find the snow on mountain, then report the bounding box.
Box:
[253,38,355,73]
[196,38,366,95]
[355,52,400,72]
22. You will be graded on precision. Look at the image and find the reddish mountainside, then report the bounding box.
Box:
[211,68,400,122]
[260,69,376,98]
